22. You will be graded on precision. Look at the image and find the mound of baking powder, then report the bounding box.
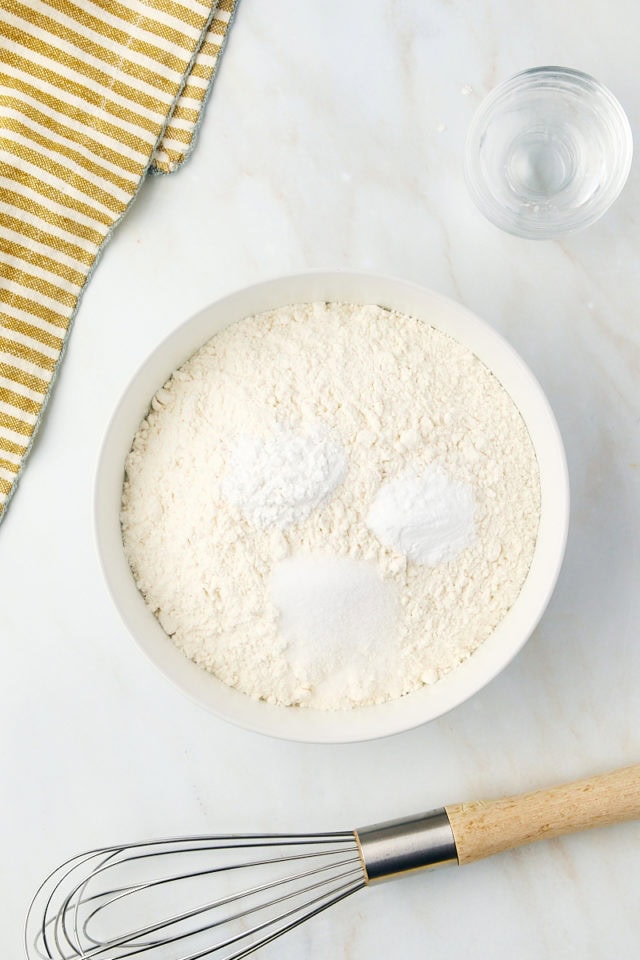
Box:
[121,302,540,709]
[222,423,347,529]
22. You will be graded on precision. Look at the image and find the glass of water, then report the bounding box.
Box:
[465,67,633,239]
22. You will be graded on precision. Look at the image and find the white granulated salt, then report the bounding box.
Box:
[366,464,476,566]
[222,423,346,529]
[269,555,401,706]
[121,301,541,710]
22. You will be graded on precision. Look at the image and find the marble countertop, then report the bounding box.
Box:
[2,1,639,957]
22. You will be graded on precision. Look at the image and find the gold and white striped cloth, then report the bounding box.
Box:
[0,0,238,520]
[154,0,236,173]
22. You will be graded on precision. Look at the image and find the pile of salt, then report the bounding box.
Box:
[269,555,400,706]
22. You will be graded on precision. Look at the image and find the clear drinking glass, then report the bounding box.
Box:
[465,67,633,239]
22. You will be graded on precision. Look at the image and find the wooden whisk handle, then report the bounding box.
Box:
[445,762,640,866]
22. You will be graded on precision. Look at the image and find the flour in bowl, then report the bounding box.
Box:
[121,302,541,709]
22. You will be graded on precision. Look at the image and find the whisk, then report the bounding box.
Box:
[26,763,640,960]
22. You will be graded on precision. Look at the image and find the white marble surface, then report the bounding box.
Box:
[2,1,640,957]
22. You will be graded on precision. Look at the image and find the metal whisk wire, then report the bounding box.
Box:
[26,834,367,960]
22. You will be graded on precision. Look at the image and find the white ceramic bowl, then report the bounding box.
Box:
[95,272,569,743]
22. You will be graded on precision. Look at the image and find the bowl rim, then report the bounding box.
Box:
[94,269,569,743]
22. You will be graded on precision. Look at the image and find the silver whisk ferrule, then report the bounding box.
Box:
[355,808,458,882]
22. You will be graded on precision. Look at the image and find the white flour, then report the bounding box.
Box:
[121,302,541,709]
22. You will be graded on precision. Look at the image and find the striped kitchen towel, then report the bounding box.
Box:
[153,0,236,173]
[0,0,238,522]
